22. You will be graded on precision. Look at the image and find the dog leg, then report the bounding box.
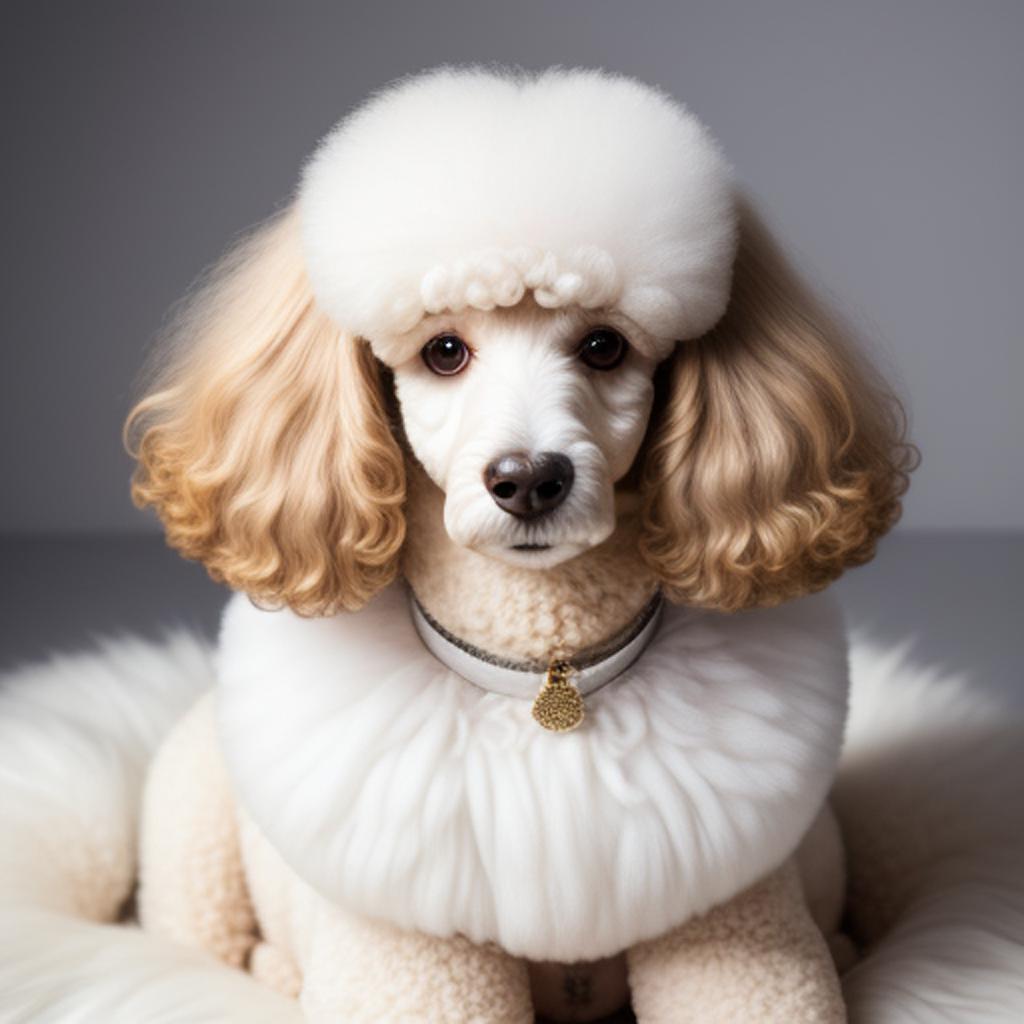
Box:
[138,691,258,968]
[627,858,845,1024]
[300,906,533,1024]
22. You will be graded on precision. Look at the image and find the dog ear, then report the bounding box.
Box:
[638,198,917,610]
[126,206,405,615]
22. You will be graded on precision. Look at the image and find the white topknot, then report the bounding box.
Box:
[298,65,738,351]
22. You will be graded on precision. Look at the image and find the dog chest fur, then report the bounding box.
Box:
[216,585,849,962]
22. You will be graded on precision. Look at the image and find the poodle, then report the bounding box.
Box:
[126,65,908,1021]
[2,65,1021,1024]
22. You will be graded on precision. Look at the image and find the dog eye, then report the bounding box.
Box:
[577,328,628,371]
[422,333,471,376]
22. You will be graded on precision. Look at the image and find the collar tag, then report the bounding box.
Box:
[408,589,664,733]
[531,661,586,733]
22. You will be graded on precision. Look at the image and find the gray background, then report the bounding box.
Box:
[1,0,1021,533]
[1,2,1021,699]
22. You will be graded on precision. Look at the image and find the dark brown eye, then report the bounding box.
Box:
[421,333,470,376]
[578,327,628,371]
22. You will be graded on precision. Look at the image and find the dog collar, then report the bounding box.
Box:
[409,588,664,733]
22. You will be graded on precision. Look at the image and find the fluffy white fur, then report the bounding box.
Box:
[391,304,660,568]
[216,585,849,962]
[299,66,737,346]
[837,639,1024,1022]
[0,634,302,1022]
[3,628,1021,1017]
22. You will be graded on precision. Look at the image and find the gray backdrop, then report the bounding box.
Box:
[2,0,1021,533]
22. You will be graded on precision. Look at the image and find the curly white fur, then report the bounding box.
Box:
[298,66,737,344]
[419,245,622,320]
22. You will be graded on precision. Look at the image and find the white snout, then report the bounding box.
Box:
[392,315,657,568]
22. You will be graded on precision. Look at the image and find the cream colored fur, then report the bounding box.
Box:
[628,860,844,1023]
[137,692,845,1023]
[402,464,659,662]
[212,570,848,965]
[122,474,852,1020]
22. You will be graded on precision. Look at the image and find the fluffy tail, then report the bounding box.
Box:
[835,637,1024,1022]
[0,634,302,1023]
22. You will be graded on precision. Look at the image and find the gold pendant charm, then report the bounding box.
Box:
[532,660,585,733]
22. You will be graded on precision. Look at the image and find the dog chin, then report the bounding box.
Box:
[475,539,592,570]
[460,515,618,570]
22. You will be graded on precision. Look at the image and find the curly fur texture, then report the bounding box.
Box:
[125,65,914,618]
[638,200,917,611]
[126,210,407,615]
[401,463,659,661]
[126,204,913,616]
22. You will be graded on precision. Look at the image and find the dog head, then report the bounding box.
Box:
[127,66,914,614]
[377,299,665,570]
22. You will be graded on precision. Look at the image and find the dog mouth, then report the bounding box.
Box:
[473,535,597,571]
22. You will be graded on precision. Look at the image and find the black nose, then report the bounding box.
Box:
[483,451,575,519]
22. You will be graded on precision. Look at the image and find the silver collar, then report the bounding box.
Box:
[408,588,664,702]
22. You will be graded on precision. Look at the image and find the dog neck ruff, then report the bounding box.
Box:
[216,584,849,962]
[409,589,665,732]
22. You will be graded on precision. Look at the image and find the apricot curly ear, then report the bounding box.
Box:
[125,206,405,615]
[639,198,917,610]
